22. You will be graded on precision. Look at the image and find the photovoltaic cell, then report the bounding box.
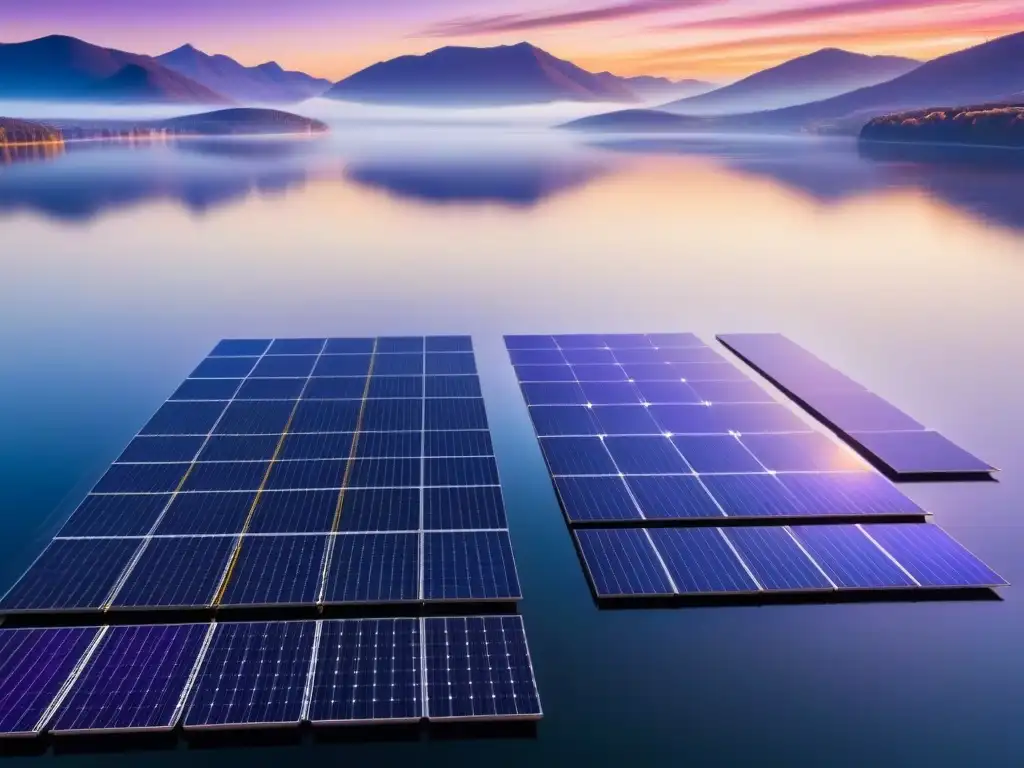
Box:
[267,338,324,355]
[191,357,257,379]
[117,435,205,463]
[140,401,226,435]
[93,462,190,493]
[647,528,759,595]
[701,474,806,519]
[778,473,924,518]
[848,431,995,476]
[425,430,493,458]
[423,532,521,601]
[182,461,270,492]
[112,536,237,609]
[57,494,171,538]
[199,435,280,462]
[625,476,724,520]
[574,529,673,598]
[862,524,1007,588]
[219,536,326,607]
[670,435,763,474]
[554,477,642,523]
[49,623,209,734]
[424,457,499,486]
[155,491,256,535]
[579,381,642,405]
[249,490,338,534]
[0,627,100,737]
[425,375,483,399]
[424,487,508,530]
[740,431,868,473]
[170,378,242,402]
[603,436,691,474]
[539,437,617,476]
[426,335,473,352]
[722,527,832,591]
[235,377,307,400]
[321,533,419,604]
[183,621,315,729]
[367,375,421,399]
[423,616,541,720]
[0,538,141,613]
[252,355,317,379]
[215,400,296,435]
[425,398,489,431]
[305,376,369,399]
[789,526,917,589]
[307,618,422,724]
[210,339,270,357]
[279,432,355,461]
[337,488,419,532]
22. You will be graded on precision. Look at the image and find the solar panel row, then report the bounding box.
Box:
[717,333,995,477]
[505,333,1006,603]
[575,524,1007,598]
[0,616,541,737]
[0,532,520,613]
[1,338,522,616]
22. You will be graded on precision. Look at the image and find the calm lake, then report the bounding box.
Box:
[1,125,1023,766]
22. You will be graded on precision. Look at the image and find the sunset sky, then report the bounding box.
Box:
[3,0,1022,82]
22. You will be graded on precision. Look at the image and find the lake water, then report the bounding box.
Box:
[2,126,1024,766]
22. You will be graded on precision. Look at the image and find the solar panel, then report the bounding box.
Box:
[716,333,995,478]
[0,627,100,738]
[423,616,541,721]
[0,538,141,614]
[861,524,1008,588]
[48,624,210,734]
[574,528,674,598]
[788,525,917,589]
[506,334,1005,605]
[182,621,315,730]
[422,531,521,601]
[5,337,521,621]
[306,618,422,725]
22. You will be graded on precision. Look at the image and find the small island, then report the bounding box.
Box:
[860,103,1024,147]
[2,108,328,146]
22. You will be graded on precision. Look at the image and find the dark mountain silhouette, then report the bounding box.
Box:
[158,108,327,135]
[157,45,330,103]
[860,103,1024,147]
[662,49,919,115]
[719,31,1024,130]
[0,35,230,104]
[325,42,639,106]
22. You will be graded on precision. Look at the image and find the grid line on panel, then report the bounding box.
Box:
[210,340,329,607]
[317,339,380,604]
[97,342,278,611]
[419,342,427,601]
[32,625,110,735]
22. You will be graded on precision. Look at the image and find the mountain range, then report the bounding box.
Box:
[156,45,331,103]
[565,31,1024,133]
[660,48,919,115]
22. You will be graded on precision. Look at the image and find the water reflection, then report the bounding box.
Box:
[0,132,1023,234]
[594,136,1024,234]
[0,141,65,166]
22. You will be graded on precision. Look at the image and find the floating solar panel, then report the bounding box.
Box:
[5,337,523,617]
[306,618,422,725]
[572,524,1004,599]
[716,333,995,478]
[182,621,315,730]
[423,615,541,721]
[49,623,210,734]
[0,627,100,738]
[506,333,1004,604]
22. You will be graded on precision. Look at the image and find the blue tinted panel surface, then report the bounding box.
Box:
[215,401,296,435]
[519,382,585,406]
[253,356,317,379]
[279,432,354,461]
[338,488,419,532]
[267,338,324,355]
[236,377,307,400]
[849,431,995,475]
[156,492,256,535]
[504,335,559,351]
[377,337,423,353]
[191,357,258,379]
[648,405,720,435]
[648,528,758,594]
[113,536,237,609]
[740,432,867,472]
[322,534,419,603]
[509,349,565,365]
[50,624,209,733]
[0,539,140,613]
[711,404,811,434]
[424,487,508,530]
[425,457,499,486]
[790,526,916,589]
[94,463,189,494]
[574,529,673,598]
[170,378,242,402]
[425,376,483,398]
[291,401,360,433]
[633,381,701,404]
[425,430,493,457]
[211,339,271,357]
[592,406,664,436]
[324,338,375,354]
[141,401,227,436]
[687,380,774,404]
[426,353,476,375]
[424,616,540,720]
[265,459,346,490]
[360,399,421,432]
[625,476,723,520]
[305,377,368,399]
[200,435,280,462]
[347,458,420,488]
[357,431,421,458]
[515,365,575,383]
[671,435,763,474]
[528,406,597,437]
[702,475,806,518]
[118,436,205,463]
[778,473,924,517]
[539,437,616,476]
[183,621,315,728]
[220,536,326,606]
[373,354,422,377]
[0,627,100,736]
[308,618,421,724]
[183,461,270,492]
[250,490,338,533]
[58,494,170,538]
[423,532,520,601]
[808,392,926,432]
[723,528,833,591]
[603,436,690,474]
[579,382,641,404]
[864,524,1007,587]
[425,399,489,430]
[553,477,641,523]
[426,335,473,352]
[313,355,371,377]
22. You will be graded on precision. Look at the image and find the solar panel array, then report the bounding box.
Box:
[505,333,1006,602]
[0,337,542,739]
[1,337,522,615]
[717,333,995,478]
[0,617,541,737]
